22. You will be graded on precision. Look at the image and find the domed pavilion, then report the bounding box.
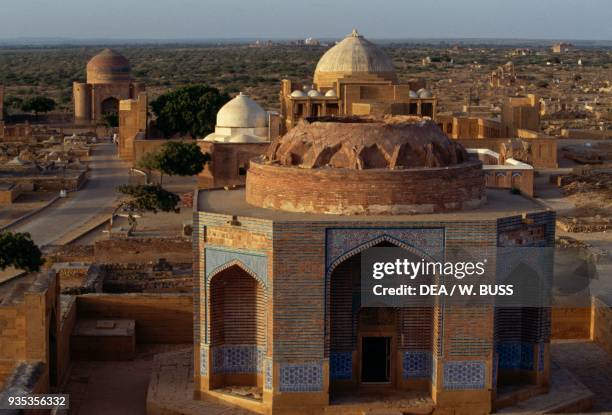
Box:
[280,30,437,133]
[73,48,144,123]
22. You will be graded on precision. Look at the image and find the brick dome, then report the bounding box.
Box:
[246,116,485,215]
[86,48,131,84]
[265,116,469,169]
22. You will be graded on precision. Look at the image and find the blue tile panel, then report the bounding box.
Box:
[279,362,324,392]
[496,342,534,370]
[205,246,268,287]
[330,352,352,380]
[264,357,273,390]
[211,345,265,374]
[200,346,208,376]
[443,361,486,390]
[402,351,432,379]
[538,343,546,372]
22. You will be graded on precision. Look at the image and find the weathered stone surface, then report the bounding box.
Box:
[265,116,469,170]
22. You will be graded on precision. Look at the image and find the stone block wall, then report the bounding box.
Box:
[247,160,485,214]
[94,237,192,264]
[552,307,591,339]
[76,293,193,344]
[592,296,612,355]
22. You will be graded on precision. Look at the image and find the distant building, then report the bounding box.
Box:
[489,61,516,88]
[73,49,145,124]
[304,37,320,46]
[280,30,436,133]
[551,43,575,54]
[197,92,280,188]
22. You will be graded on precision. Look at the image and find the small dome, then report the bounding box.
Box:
[325,89,337,97]
[86,48,131,84]
[291,90,307,98]
[418,89,433,98]
[409,90,419,98]
[314,29,397,86]
[217,93,267,128]
[307,90,321,97]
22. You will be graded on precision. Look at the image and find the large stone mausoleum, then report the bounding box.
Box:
[73,49,145,124]
[193,116,555,414]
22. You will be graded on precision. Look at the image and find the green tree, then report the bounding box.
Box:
[0,232,44,272]
[21,96,56,118]
[136,149,162,182]
[150,85,230,138]
[117,184,180,214]
[103,112,119,128]
[157,141,210,177]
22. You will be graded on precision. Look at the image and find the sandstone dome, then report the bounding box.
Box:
[314,30,398,87]
[246,116,485,215]
[86,48,131,84]
[216,93,267,129]
[203,93,269,143]
[265,116,469,169]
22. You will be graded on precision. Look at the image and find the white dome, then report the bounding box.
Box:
[315,29,396,75]
[418,89,433,98]
[325,89,337,97]
[307,90,322,97]
[217,92,267,128]
[409,90,419,98]
[291,90,307,97]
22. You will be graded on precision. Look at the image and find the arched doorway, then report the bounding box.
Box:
[326,241,434,399]
[209,264,266,392]
[101,97,119,115]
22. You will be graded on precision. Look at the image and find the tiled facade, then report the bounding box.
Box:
[194,206,555,414]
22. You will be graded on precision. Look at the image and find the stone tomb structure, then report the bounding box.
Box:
[193,116,555,414]
[280,30,437,134]
[198,93,280,188]
[73,49,145,124]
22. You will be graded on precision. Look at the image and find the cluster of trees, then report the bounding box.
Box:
[4,95,56,118]
[150,85,230,138]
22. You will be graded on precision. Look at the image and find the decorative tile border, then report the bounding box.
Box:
[279,362,324,392]
[330,352,352,380]
[205,246,268,287]
[325,228,445,275]
[443,361,486,390]
[211,345,265,374]
[538,343,546,372]
[264,357,273,390]
[403,351,432,379]
[200,346,208,376]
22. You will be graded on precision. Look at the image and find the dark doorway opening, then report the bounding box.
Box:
[361,337,390,383]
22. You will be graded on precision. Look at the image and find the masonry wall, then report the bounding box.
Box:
[94,237,192,264]
[247,161,485,215]
[58,296,77,386]
[551,307,591,339]
[592,296,612,355]
[76,293,193,343]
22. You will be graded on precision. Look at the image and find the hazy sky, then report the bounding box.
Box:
[1,0,610,40]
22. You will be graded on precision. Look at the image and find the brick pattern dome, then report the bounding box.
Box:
[265,116,469,169]
[86,48,131,84]
[247,116,485,215]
